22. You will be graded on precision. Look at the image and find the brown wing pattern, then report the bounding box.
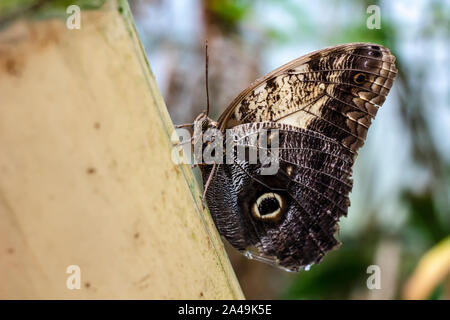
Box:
[218,43,397,153]
[203,122,356,269]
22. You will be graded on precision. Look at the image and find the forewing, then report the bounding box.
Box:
[218,43,397,153]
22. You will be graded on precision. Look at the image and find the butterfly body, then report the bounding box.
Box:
[193,43,397,271]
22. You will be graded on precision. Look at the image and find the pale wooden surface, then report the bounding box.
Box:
[0,0,243,299]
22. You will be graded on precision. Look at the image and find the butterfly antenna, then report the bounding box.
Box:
[205,40,210,117]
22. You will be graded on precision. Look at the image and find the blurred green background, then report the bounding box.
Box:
[130,0,450,299]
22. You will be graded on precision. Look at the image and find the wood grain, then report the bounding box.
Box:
[0,0,243,299]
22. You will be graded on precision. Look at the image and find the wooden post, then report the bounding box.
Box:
[0,0,243,299]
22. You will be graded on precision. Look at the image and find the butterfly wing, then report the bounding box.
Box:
[203,122,354,270]
[202,43,397,271]
[218,43,397,153]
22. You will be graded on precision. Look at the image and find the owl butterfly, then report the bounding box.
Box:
[191,43,397,271]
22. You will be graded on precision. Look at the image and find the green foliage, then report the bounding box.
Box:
[402,191,449,246]
[207,0,251,32]
[282,242,375,299]
[35,0,107,19]
[0,0,107,22]
[332,20,396,48]
[0,0,38,17]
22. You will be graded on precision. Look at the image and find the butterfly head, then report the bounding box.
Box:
[193,112,219,142]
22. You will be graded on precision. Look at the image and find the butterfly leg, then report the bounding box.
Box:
[172,123,194,147]
[172,136,194,147]
[174,123,193,129]
[201,162,218,209]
